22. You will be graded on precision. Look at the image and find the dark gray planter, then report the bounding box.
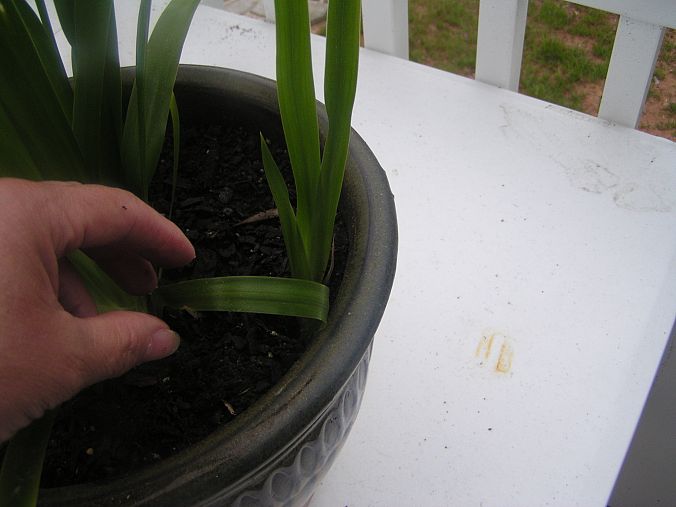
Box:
[40,65,397,507]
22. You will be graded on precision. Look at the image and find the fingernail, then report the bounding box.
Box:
[144,329,181,362]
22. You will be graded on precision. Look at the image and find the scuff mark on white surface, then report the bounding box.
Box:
[570,160,619,194]
[499,104,675,213]
[612,182,673,213]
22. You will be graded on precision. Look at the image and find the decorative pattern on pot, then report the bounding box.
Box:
[230,343,372,507]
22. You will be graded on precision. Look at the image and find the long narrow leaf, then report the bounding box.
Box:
[0,411,56,507]
[153,276,329,322]
[71,0,121,184]
[53,0,74,46]
[34,0,50,27]
[260,134,311,279]
[312,0,361,279]
[158,92,182,283]
[168,92,180,219]
[273,0,321,241]
[135,0,151,193]
[0,0,85,181]
[323,0,360,126]
[103,4,123,172]
[121,0,199,198]
[30,0,72,123]
[0,101,41,179]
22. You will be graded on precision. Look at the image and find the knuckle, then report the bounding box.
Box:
[101,318,147,377]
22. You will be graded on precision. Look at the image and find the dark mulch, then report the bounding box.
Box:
[38,121,347,487]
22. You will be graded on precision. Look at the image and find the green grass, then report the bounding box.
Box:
[409,0,478,75]
[656,119,676,133]
[409,0,616,109]
[521,1,613,109]
[521,34,608,108]
[407,0,675,140]
[568,7,615,59]
[538,0,569,29]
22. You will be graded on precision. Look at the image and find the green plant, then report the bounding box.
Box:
[261,0,360,284]
[0,0,361,504]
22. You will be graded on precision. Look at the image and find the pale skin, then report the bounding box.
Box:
[0,178,195,442]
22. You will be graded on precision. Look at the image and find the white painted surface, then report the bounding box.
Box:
[568,0,676,29]
[599,15,665,128]
[54,3,676,505]
[476,0,529,91]
[362,0,409,59]
[262,0,274,22]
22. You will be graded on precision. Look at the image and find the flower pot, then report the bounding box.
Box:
[40,65,397,506]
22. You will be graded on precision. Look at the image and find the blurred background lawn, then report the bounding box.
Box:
[408,0,675,141]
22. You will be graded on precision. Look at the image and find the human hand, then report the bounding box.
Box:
[0,178,195,442]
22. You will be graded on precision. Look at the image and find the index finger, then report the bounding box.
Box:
[13,179,195,268]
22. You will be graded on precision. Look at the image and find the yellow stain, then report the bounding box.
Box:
[475,333,495,359]
[495,342,513,373]
[475,332,514,374]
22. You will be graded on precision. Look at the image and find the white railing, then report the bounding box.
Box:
[475,0,675,128]
[362,0,409,60]
[300,0,675,129]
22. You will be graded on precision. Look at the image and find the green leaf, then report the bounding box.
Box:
[70,0,122,185]
[30,0,72,123]
[260,134,311,279]
[0,0,85,181]
[153,276,329,322]
[0,411,56,507]
[273,0,321,243]
[54,0,75,45]
[0,101,41,179]
[158,92,181,284]
[121,0,199,199]
[103,5,123,166]
[68,250,146,313]
[313,0,361,280]
[168,92,180,219]
[270,0,360,282]
[134,0,151,192]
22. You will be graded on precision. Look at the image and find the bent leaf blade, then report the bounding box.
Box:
[153,276,329,322]
[313,0,361,280]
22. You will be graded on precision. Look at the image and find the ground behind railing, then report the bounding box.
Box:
[406,0,674,141]
[222,0,674,142]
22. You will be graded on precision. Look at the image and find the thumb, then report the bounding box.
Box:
[72,311,180,385]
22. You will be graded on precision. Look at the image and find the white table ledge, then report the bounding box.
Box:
[53,3,676,505]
